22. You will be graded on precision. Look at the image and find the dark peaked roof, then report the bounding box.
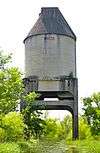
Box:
[24,7,76,43]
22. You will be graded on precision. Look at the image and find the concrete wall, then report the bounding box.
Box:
[25,34,76,79]
[38,80,60,91]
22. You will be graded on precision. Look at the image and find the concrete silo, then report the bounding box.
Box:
[23,7,78,139]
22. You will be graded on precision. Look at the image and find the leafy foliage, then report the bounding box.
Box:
[22,92,46,139]
[79,116,91,139]
[43,115,72,140]
[0,67,23,114]
[69,139,100,153]
[82,92,100,135]
[0,51,23,114]
[60,116,72,139]
[0,51,12,70]
[0,112,25,142]
[0,143,20,153]
[44,118,59,139]
[17,140,41,153]
[0,51,46,140]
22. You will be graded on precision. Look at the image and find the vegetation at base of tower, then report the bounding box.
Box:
[0,51,46,141]
[22,92,46,140]
[82,92,100,136]
[0,112,25,142]
[42,116,72,140]
[0,51,100,152]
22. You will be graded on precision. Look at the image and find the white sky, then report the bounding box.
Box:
[0,0,100,117]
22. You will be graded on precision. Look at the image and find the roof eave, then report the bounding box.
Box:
[23,33,76,44]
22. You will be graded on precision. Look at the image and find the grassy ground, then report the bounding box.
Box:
[38,139,67,153]
[0,138,100,153]
[67,139,100,153]
[38,138,100,153]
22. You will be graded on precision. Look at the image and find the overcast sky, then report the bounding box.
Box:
[0,0,100,117]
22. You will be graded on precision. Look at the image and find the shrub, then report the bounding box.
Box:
[43,118,59,140]
[0,112,25,142]
[68,139,100,153]
[0,120,5,142]
[17,140,41,153]
[0,143,20,153]
[79,117,92,140]
[60,116,72,140]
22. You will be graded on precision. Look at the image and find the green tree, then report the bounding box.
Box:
[0,51,12,70]
[82,92,100,135]
[0,51,23,114]
[0,51,46,140]
[0,51,25,142]
[22,92,46,139]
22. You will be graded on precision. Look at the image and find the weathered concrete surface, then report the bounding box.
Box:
[25,35,76,79]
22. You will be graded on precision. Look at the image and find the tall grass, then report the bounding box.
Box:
[0,138,100,153]
[67,139,100,153]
